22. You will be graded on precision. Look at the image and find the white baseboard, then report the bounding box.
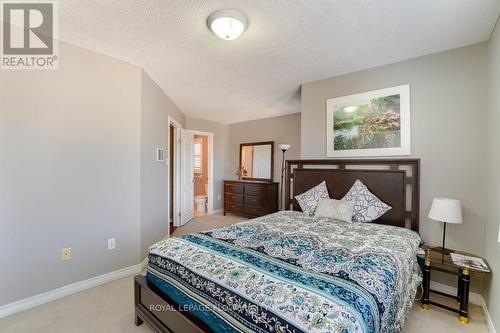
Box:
[482,297,497,333]
[431,281,496,332]
[430,281,482,305]
[0,263,142,319]
[141,257,148,271]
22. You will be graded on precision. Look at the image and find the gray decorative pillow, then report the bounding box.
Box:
[314,198,354,223]
[343,179,391,222]
[295,181,330,216]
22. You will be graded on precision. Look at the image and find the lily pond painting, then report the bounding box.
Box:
[326,85,410,157]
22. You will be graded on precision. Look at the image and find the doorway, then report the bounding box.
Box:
[168,124,214,234]
[179,130,214,225]
[169,123,175,235]
[188,130,214,219]
[167,116,181,236]
[193,135,209,216]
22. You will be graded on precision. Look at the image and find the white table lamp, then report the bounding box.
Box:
[428,198,463,254]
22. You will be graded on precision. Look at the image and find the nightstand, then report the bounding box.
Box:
[418,245,491,324]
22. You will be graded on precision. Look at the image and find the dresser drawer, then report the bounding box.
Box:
[225,182,244,194]
[225,202,244,213]
[243,205,266,216]
[224,180,278,218]
[244,184,267,197]
[225,193,243,203]
[244,194,265,207]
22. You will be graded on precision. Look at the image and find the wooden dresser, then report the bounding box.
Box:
[224,180,279,218]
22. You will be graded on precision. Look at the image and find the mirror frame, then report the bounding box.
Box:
[239,141,274,182]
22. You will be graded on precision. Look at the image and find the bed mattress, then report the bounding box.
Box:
[146,211,422,333]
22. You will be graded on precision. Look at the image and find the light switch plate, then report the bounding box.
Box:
[108,238,116,250]
[61,248,71,261]
[498,227,500,243]
[156,148,164,162]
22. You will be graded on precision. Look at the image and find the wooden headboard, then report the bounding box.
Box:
[285,159,420,231]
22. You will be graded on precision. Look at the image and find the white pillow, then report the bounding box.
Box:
[295,181,330,216]
[314,198,354,223]
[343,179,391,222]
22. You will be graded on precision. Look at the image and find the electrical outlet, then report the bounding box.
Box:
[217,194,221,201]
[61,248,71,261]
[108,238,116,250]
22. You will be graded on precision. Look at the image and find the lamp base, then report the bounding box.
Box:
[433,247,455,255]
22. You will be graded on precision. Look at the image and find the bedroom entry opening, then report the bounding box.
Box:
[169,123,215,232]
[169,123,175,234]
[168,117,182,236]
[193,134,209,217]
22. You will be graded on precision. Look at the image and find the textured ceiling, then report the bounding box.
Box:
[59,0,500,124]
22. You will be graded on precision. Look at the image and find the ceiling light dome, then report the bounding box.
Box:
[208,10,247,40]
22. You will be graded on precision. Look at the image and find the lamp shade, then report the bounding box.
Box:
[428,198,462,224]
[279,144,291,151]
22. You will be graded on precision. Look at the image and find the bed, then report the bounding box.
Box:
[135,159,421,333]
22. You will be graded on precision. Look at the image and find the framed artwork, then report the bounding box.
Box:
[326,84,411,157]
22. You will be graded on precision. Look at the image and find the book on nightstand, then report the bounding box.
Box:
[450,253,490,272]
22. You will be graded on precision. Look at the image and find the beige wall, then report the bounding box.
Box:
[140,70,185,258]
[228,114,301,206]
[0,42,187,306]
[185,114,301,210]
[301,44,488,260]
[0,42,143,305]
[185,117,229,210]
[484,19,500,330]
[2,31,497,325]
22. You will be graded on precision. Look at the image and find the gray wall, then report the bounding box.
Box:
[185,117,229,210]
[301,44,489,259]
[186,114,302,210]
[484,19,500,330]
[1,32,498,325]
[228,114,301,206]
[140,71,185,258]
[0,42,143,305]
[0,43,187,306]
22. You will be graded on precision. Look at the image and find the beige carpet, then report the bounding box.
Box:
[0,213,489,333]
[171,213,247,236]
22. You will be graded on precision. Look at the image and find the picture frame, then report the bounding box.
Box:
[326,84,411,157]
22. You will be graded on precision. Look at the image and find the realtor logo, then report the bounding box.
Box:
[1,1,58,69]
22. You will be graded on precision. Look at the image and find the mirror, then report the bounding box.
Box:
[239,141,274,181]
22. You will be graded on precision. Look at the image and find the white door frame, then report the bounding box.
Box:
[167,116,182,230]
[189,130,214,215]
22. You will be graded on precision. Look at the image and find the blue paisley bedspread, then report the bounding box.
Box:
[146,211,422,333]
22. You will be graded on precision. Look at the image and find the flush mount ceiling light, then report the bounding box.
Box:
[207,9,247,40]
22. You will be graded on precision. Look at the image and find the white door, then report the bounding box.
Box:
[180,129,194,225]
[172,122,182,228]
